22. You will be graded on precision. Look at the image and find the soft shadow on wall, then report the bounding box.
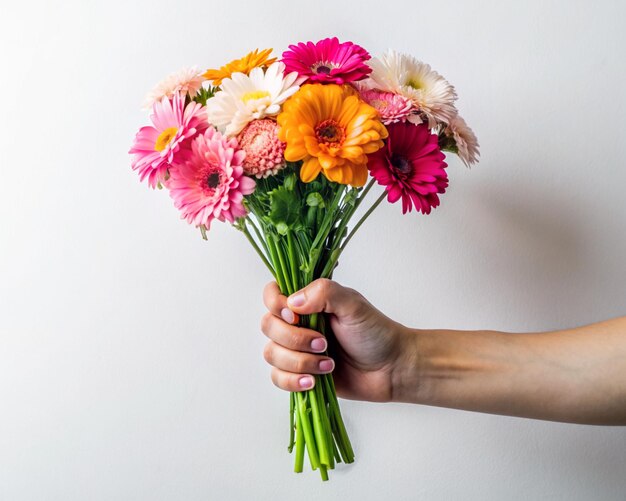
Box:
[441,163,625,332]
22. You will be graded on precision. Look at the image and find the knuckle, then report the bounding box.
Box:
[263,282,281,310]
[289,329,303,350]
[263,342,274,364]
[260,312,273,333]
[316,278,332,295]
[293,356,308,374]
[270,368,280,388]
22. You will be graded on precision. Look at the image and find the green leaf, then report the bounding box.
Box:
[268,186,301,229]
[284,172,297,191]
[342,187,359,207]
[438,132,458,154]
[306,192,325,208]
[192,85,218,106]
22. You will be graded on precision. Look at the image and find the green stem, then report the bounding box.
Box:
[296,392,320,470]
[247,215,270,255]
[288,392,295,453]
[355,178,376,208]
[332,180,374,250]
[323,374,354,462]
[340,191,386,252]
[275,237,294,294]
[308,385,331,468]
[308,185,346,256]
[320,191,386,278]
[294,396,305,473]
[239,220,274,276]
[286,230,299,292]
[265,234,288,294]
[315,378,334,469]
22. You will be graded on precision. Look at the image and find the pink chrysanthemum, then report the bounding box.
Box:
[168,128,256,229]
[236,119,286,178]
[368,122,448,214]
[358,88,421,125]
[281,37,372,85]
[129,94,207,188]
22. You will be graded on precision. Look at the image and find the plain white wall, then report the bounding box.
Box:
[1,0,625,499]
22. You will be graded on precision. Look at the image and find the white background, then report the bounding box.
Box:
[1,0,625,499]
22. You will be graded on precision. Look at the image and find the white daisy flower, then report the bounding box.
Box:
[143,67,205,109]
[206,62,303,137]
[445,114,480,167]
[365,50,458,128]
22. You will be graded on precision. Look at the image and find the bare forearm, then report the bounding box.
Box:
[392,317,626,425]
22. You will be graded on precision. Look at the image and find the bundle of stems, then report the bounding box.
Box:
[233,163,384,480]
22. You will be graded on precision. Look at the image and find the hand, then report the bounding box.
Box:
[261,278,413,402]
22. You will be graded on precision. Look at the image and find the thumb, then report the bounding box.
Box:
[286,278,359,317]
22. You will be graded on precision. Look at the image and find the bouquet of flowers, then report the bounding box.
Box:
[129,37,479,480]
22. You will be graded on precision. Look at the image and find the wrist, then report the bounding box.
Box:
[389,327,510,405]
[389,326,426,403]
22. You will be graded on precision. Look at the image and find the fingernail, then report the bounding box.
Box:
[310,338,327,352]
[280,308,295,324]
[288,292,305,307]
[299,376,314,389]
[319,359,334,373]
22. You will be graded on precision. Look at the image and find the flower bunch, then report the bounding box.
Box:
[129,38,479,480]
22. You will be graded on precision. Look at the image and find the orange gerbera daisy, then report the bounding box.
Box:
[203,48,277,86]
[277,84,388,186]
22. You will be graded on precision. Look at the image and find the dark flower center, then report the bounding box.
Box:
[207,172,220,189]
[315,119,345,146]
[316,65,331,74]
[390,154,411,174]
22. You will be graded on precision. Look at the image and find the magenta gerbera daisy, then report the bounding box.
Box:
[281,37,372,85]
[368,122,448,214]
[168,128,256,229]
[129,94,207,188]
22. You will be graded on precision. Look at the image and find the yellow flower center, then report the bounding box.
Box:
[315,119,345,146]
[154,127,178,151]
[242,90,270,103]
[406,78,423,90]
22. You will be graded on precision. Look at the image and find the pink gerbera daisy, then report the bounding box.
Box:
[168,128,256,229]
[368,122,448,214]
[236,119,286,178]
[129,94,207,188]
[281,37,371,85]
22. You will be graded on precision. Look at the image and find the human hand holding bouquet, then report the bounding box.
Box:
[129,38,479,480]
[262,279,410,403]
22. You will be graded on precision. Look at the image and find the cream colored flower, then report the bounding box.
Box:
[446,114,480,167]
[143,67,205,109]
[365,50,458,127]
[206,62,303,137]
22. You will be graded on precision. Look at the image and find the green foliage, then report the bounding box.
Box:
[306,192,325,208]
[269,186,301,233]
[192,85,218,106]
[439,132,458,154]
[283,171,298,191]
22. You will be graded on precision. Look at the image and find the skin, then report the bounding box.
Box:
[261,279,626,426]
